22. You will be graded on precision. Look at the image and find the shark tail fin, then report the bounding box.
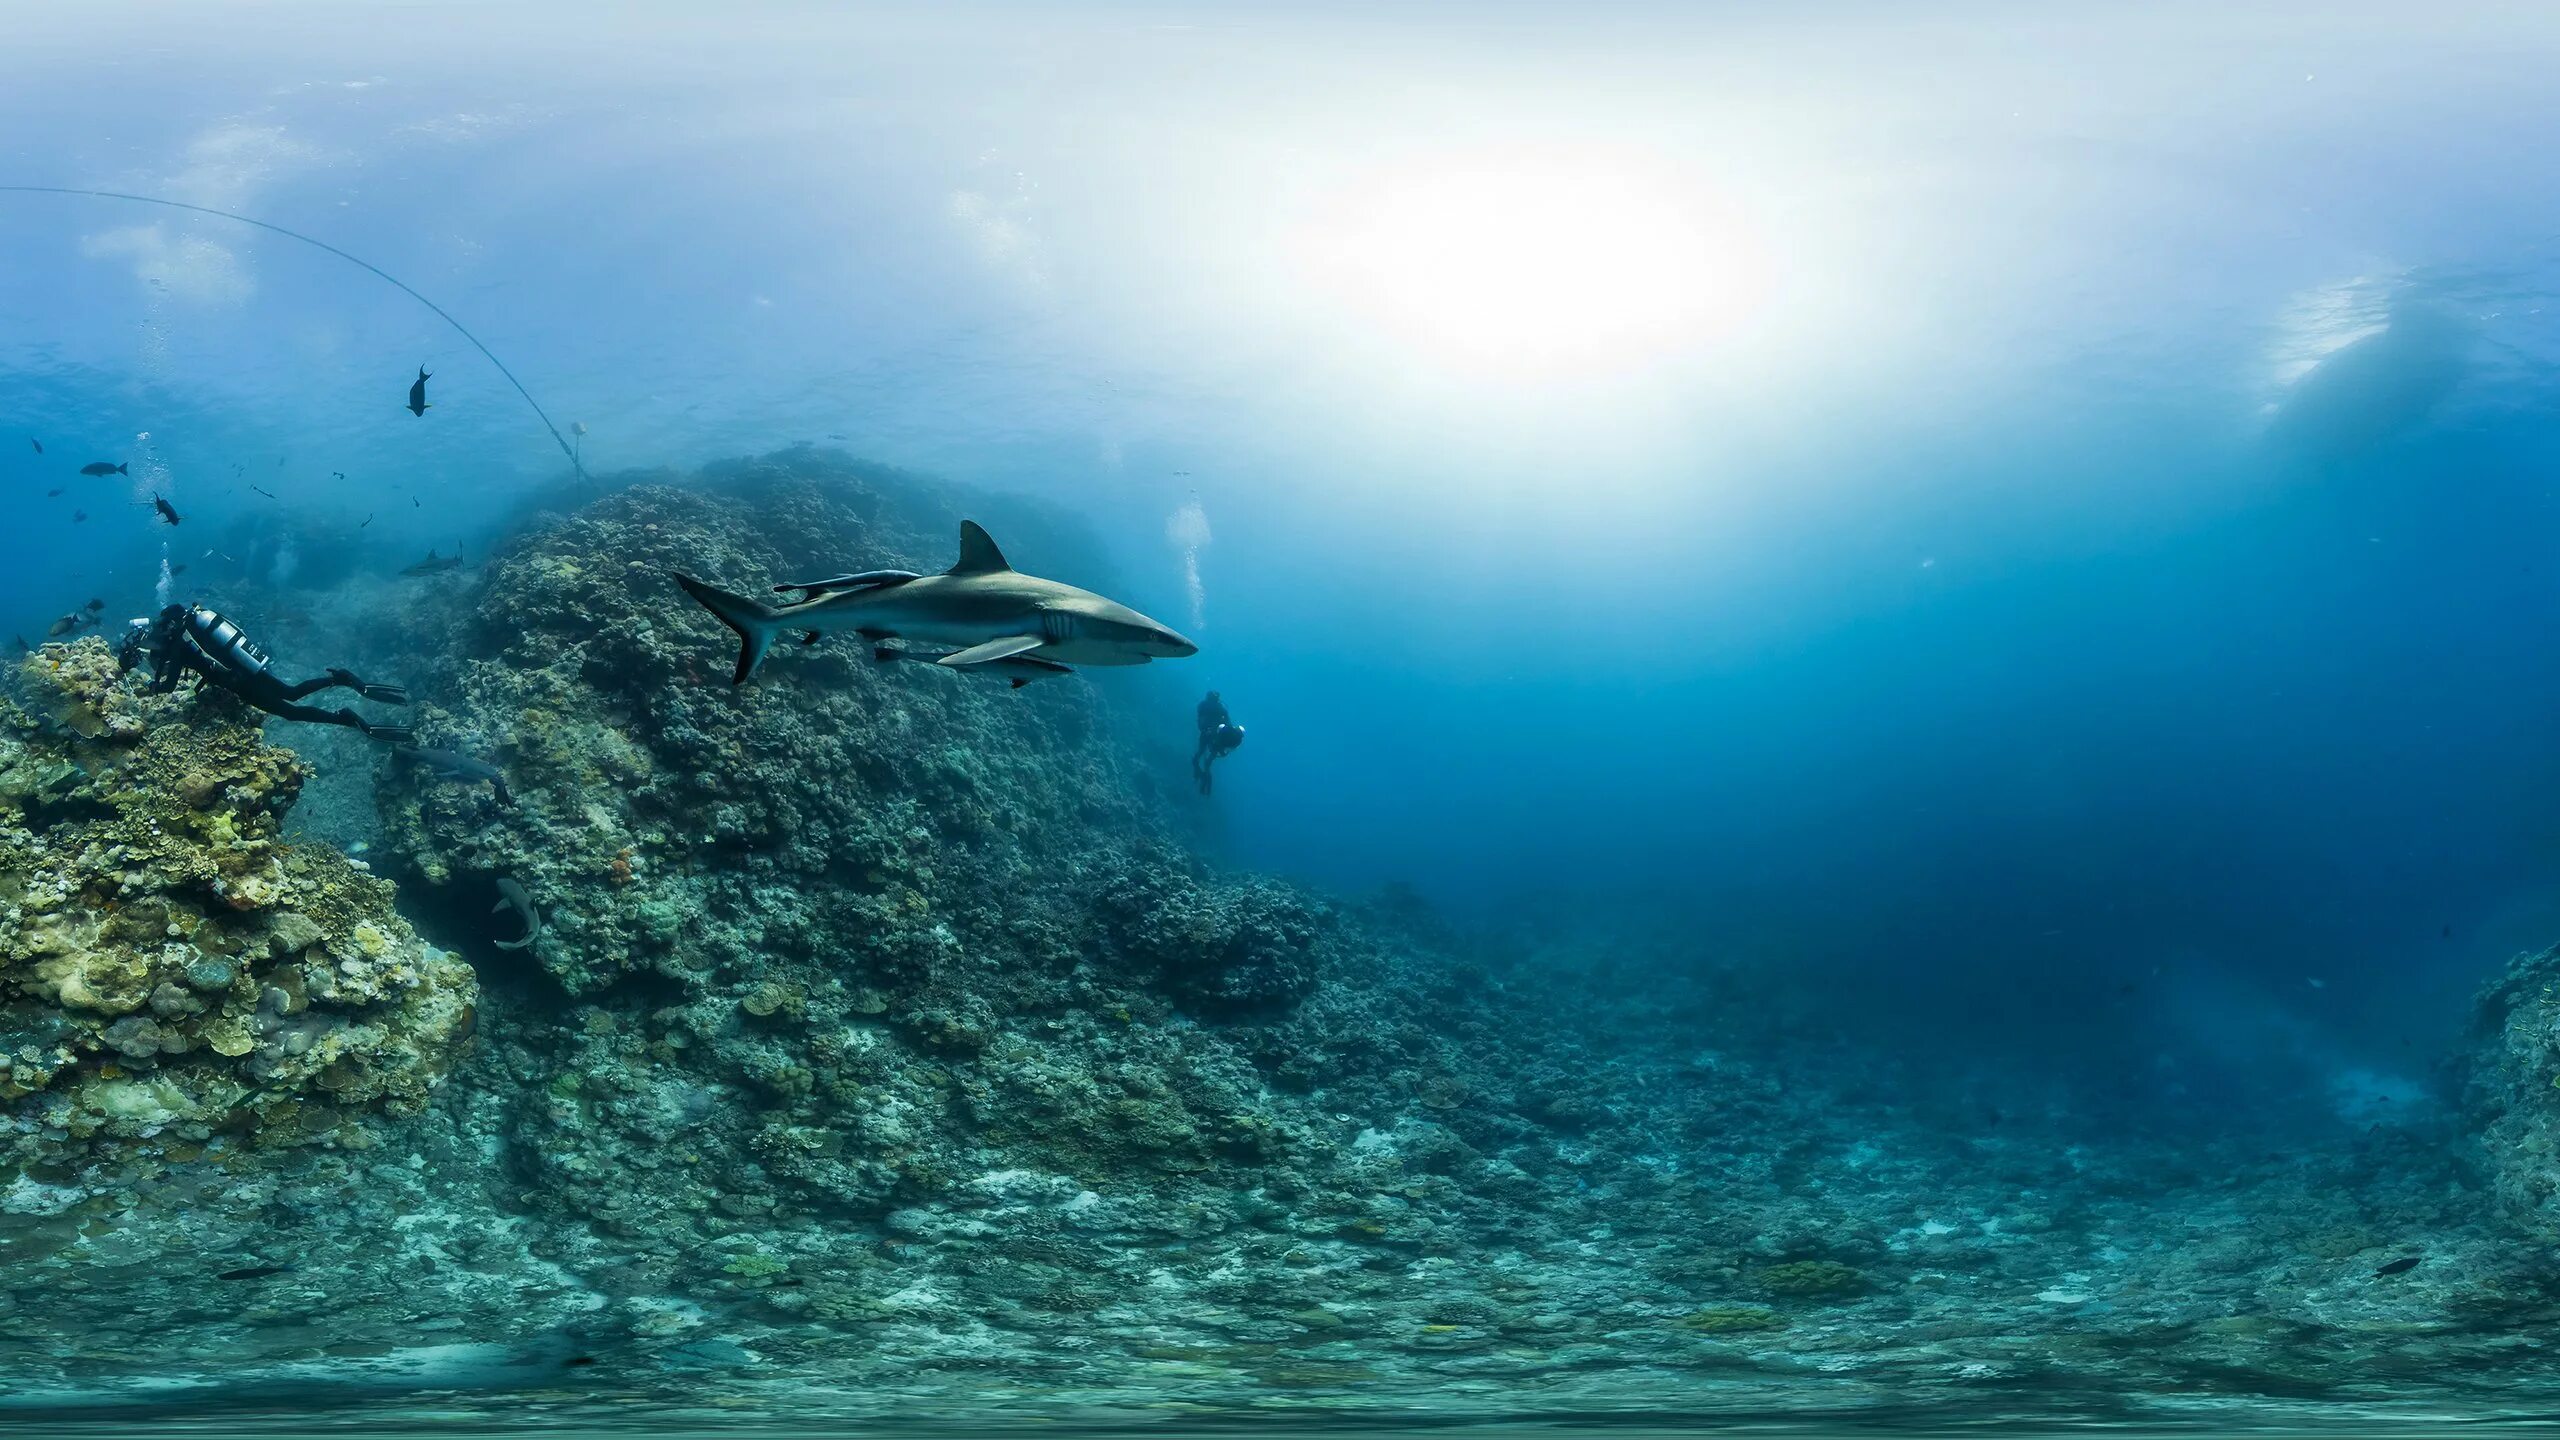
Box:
[115,463,128,476]
[672,573,785,684]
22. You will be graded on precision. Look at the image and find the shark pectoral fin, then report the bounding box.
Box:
[937,635,1047,668]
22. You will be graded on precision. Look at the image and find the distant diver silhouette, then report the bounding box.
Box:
[0,185,584,481]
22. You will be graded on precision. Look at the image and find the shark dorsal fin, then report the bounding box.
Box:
[950,521,1012,575]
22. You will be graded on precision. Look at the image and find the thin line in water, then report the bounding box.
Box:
[0,184,587,481]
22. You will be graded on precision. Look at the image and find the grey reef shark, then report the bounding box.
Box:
[673,521,1196,685]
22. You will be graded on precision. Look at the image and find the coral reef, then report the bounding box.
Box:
[2464,943,2560,1239]
[7,450,2559,1428]
[0,638,476,1173]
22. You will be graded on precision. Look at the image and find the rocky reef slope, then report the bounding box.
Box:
[9,450,2560,1428]
[0,638,476,1177]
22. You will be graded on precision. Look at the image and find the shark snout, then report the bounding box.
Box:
[1149,627,1198,659]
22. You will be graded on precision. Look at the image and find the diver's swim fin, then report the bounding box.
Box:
[359,682,409,704]
[362,722,416,744]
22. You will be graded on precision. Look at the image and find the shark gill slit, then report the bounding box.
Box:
[0,185,586,481]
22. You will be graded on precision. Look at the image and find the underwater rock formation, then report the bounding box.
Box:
[362,453,1710,1276]
[2465,943,2560,1239]
[0,638,476,1171]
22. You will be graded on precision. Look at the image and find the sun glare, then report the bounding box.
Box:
[1298,152,1772,384]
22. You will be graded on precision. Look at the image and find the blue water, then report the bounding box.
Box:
[8,4,2560,1431]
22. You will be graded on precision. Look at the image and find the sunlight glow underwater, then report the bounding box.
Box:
[1292,149,1776,384]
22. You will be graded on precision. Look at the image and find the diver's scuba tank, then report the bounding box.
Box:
[184,605,271,676]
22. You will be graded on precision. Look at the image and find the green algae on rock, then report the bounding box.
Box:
[0,638,477,1168]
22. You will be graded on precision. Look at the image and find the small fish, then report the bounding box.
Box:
[151,493,181,526]
[71,510,86,523]
[492,877,541,950]
[44,488,61,497]
[401,548,464,577]
[2375,1256,2421,1278]
[332,471,345,481]
[46,613,81,637]
[83,598,102,612]
[359,512,374,529]
[79,461,127,477]
[11,635,29,654]
[407,365,432,417]
[29,438,41,454]
[170,563,187,576]
[2442,924,2453,939]
[216,1264,296,1281]
[250,484,276,499]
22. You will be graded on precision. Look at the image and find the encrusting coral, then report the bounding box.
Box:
[0,636,477,1171]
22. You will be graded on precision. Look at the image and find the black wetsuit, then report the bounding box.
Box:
[1192,693,1245,796]
[1193,694,1230,792]
[120,604,412,741]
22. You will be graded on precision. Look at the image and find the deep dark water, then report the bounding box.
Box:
[4,449,2560,1434]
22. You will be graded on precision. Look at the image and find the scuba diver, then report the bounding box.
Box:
[118,602,414,742]
[1192,690,1244,795]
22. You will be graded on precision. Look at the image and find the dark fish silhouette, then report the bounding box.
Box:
[170,563,187,576]
[2375,1256,2421,1278]
[83,598,102,613]
[71,510,86,523]
[46,613,82,637]
[493,877,541,950]
[29,438,41,454]
[11,635,28,654]
[80,461,126,477]
[250,485,276,499]
[406,365,432,416]
[151,494,181,526]
[401,548,465,577]
[216,1264,296,1281]
[45,488,61,497]
[394,744,512,805]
